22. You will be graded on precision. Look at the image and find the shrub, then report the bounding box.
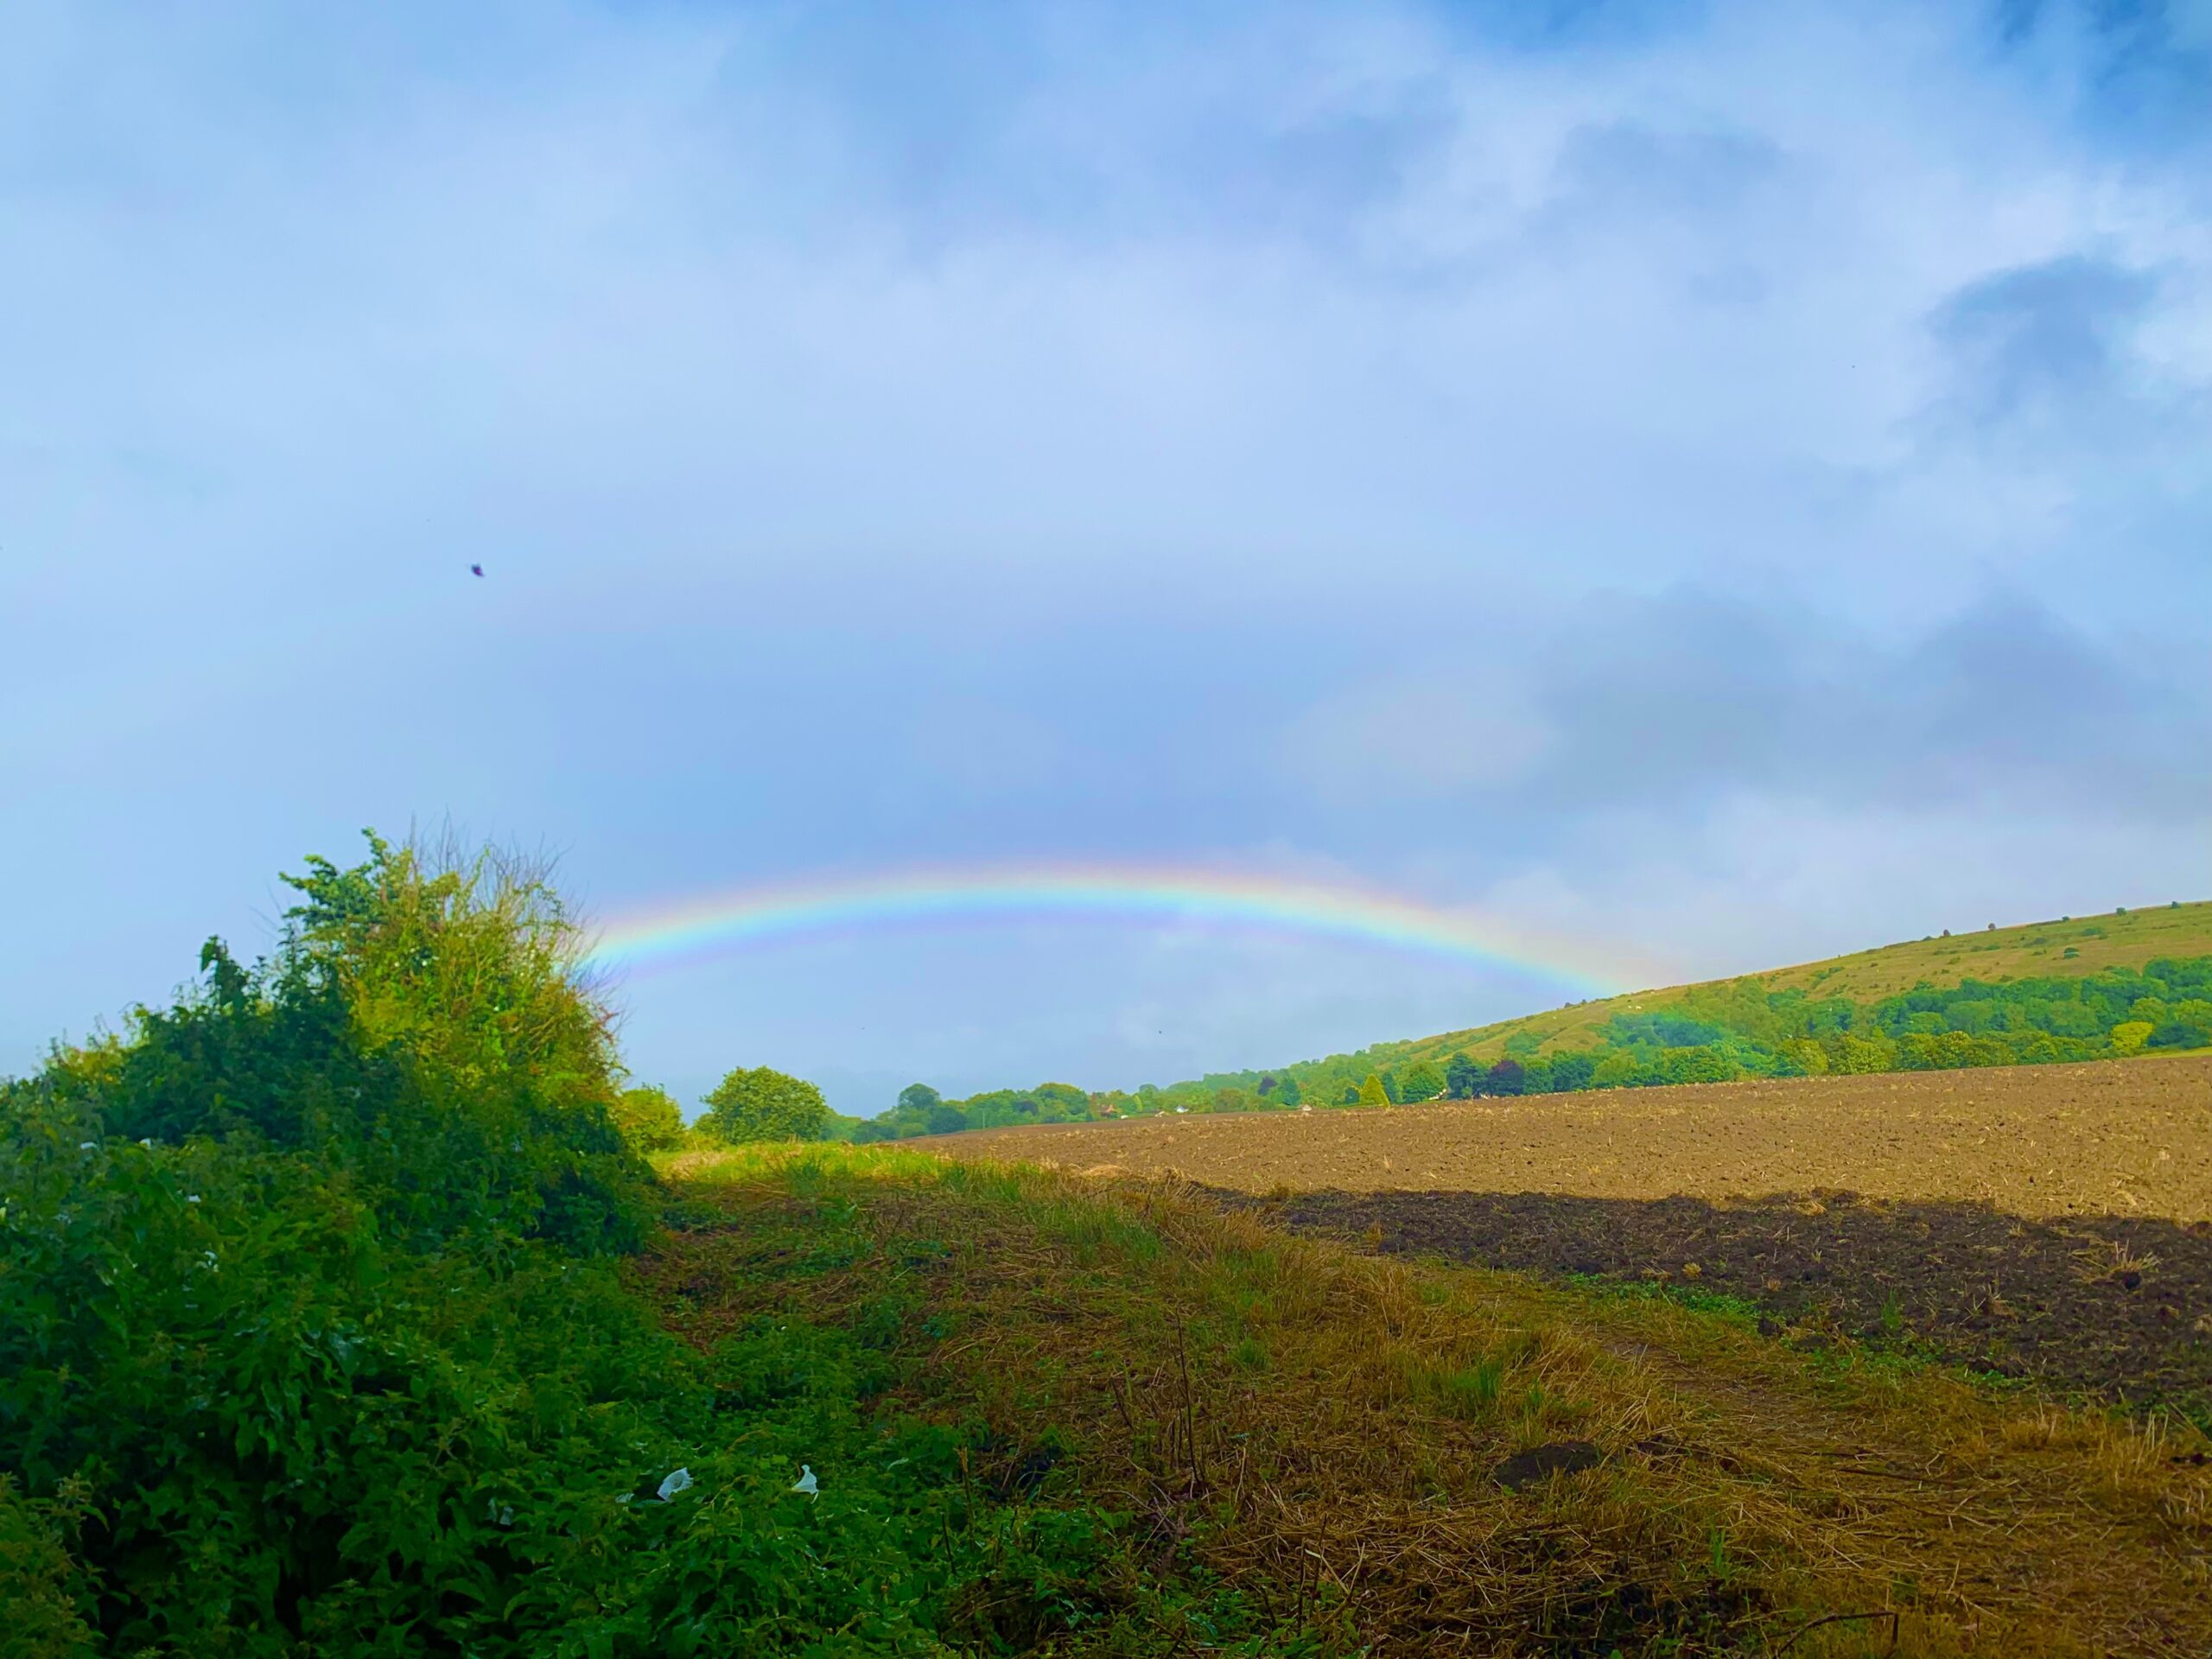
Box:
[0,835,1097,1655]
[613,1084,688,1154]
[702,1065,830,1144]
[2110,1020,2155,1055]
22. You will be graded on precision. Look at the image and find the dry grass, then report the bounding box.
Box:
[649,1145,2212,1656]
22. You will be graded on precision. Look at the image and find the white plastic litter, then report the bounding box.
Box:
[656,1467,694,1501]
[791,1465,818,1498]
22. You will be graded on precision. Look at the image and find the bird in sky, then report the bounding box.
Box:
[470,563,483,577]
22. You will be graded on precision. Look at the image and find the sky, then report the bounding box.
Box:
[3,0,2209,1115]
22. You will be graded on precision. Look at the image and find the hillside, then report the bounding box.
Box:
[1190,899,2212,1100]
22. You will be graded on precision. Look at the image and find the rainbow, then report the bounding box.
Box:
[581,865,1637,994]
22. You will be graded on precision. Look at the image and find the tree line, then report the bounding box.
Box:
[772,954,2212,1142]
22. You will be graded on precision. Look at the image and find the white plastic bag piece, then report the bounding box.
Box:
[791,1465,818,1497]
[657,1466,694,1501]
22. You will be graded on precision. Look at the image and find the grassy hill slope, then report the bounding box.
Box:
[861,902,2212,1140]
[1381,899,2212,1069]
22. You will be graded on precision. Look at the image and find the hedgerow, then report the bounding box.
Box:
[0,836,1145,1656]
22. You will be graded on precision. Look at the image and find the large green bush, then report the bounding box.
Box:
[0,835,1089,1655]
[701,1065,830,1144]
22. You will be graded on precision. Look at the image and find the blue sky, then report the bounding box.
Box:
[4,0,2208,1113]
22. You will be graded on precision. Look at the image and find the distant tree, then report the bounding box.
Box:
[2147,1021,2210,1050]
[898,1083,943,1117]
[1548,1051,1598,1091]
[1484,1058,1527,1096]
[1214,1086,1255,1115]
[925,1102,969,1135]
[1444,1051,1480,1098]
[610,1084,685,1154]
[2109,1020,2155,1055]
[1592,1052,1642,1089]
[1033,1082,1090,1121]
[1397,1060,1444,1102]
[1356,1073,1390,1107]
[1274,1076,1303,1107]
[1824,1033,1897,1075]
[702,1065,830,1144]
[1339,1083,1361,1104]
[1256,1073,1276,1095]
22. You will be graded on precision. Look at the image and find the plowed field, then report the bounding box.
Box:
[947,1057,2212,1411]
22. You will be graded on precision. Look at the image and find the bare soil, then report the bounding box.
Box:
[947,1058,2212,1412]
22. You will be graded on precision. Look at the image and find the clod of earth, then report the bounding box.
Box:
[1493,1440,1604,1491]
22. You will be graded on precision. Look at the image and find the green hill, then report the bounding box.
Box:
[1370,899,2212,1068]
[860,900,2212,1137]
[1189,899,2212,1107]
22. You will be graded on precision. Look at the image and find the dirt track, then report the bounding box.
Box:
[946,1058,2212,1410]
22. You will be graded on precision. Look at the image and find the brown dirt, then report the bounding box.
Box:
[945,1058,2212,1412]
[1227,1189,2212,1412]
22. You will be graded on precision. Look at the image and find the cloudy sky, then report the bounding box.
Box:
[4,0,2208,1113]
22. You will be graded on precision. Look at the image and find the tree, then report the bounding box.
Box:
[2148,1021,2210,1050]
[1444,1051,1480,1098]
[1397,1060,1444,1102]
[2108,1020,2154,1055]
[1548,1051,1598,1091]
[898,1083,943,1116]
[1484,1058,1526,1096]
[702,1065,830,1144]
[1356,1073,1390,1107]
[1274,1076,1303,1108]
[611,1084,685,1153]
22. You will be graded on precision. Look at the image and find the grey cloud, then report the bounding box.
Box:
[1296,588,2209,839]
[1928,255,2159,430]
[1548,121,1789,220]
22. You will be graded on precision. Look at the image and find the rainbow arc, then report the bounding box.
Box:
[582,864,1636,995]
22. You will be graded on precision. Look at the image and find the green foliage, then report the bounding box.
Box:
[859,956,2212,1141]
[3,835,1216,1656]
[1128,956,2212,1114]
[1395,1060,1444,1102]
[38,833,652,1256]
[613,1084,687,1154]
[702,1065,830,1145]
[0,1476,96,1658]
